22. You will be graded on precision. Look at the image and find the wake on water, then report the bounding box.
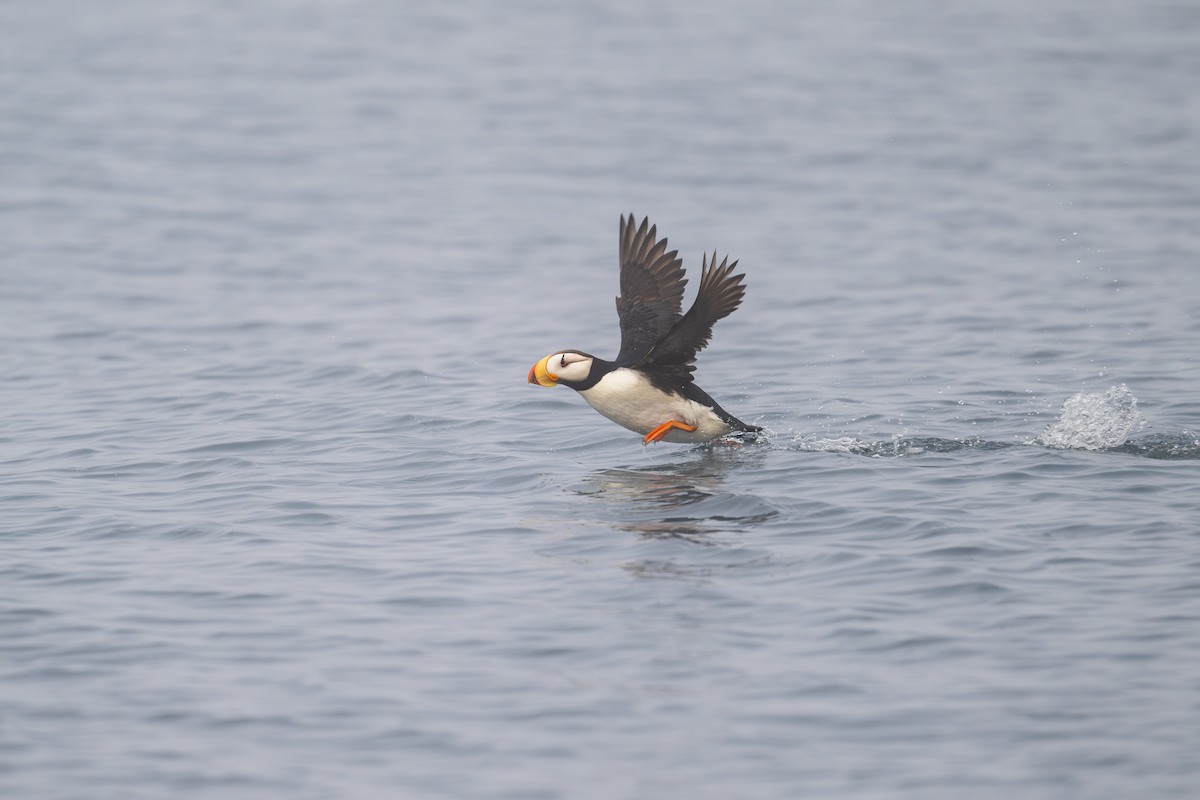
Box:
[734,384,1198,460]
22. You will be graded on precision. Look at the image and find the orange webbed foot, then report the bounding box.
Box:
[642,419,698,445]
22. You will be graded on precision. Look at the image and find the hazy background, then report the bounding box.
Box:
[3,1,1198,798]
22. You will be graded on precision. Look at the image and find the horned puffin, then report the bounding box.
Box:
[527,214,761,445]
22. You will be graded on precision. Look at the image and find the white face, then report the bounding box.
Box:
[548,351,593,383]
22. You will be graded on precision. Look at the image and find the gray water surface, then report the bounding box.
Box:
[3,1,1200,798]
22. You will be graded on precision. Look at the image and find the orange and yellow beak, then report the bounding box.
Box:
[527,355,559,387]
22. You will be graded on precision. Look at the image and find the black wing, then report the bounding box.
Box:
[645,251,747,376]
[613,215,686,367]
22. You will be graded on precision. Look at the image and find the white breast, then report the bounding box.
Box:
[577,368,731,443]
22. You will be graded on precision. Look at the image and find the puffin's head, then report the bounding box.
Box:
[527,351,594,388]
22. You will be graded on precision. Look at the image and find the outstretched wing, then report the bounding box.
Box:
[643,251,747,376]
[613,215,686,367]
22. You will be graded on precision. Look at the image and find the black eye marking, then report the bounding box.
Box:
[560,355,567,368]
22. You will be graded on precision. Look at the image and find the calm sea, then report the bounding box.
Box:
[2,1,1198,798]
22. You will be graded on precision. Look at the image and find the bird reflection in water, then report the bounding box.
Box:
[569,447,776,545]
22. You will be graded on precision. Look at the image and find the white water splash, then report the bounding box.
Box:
[1034,384,1145,450]
[789,436,877,455]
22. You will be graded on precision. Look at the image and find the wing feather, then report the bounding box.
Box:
[613,215,686,366]
[641,250,747,379]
